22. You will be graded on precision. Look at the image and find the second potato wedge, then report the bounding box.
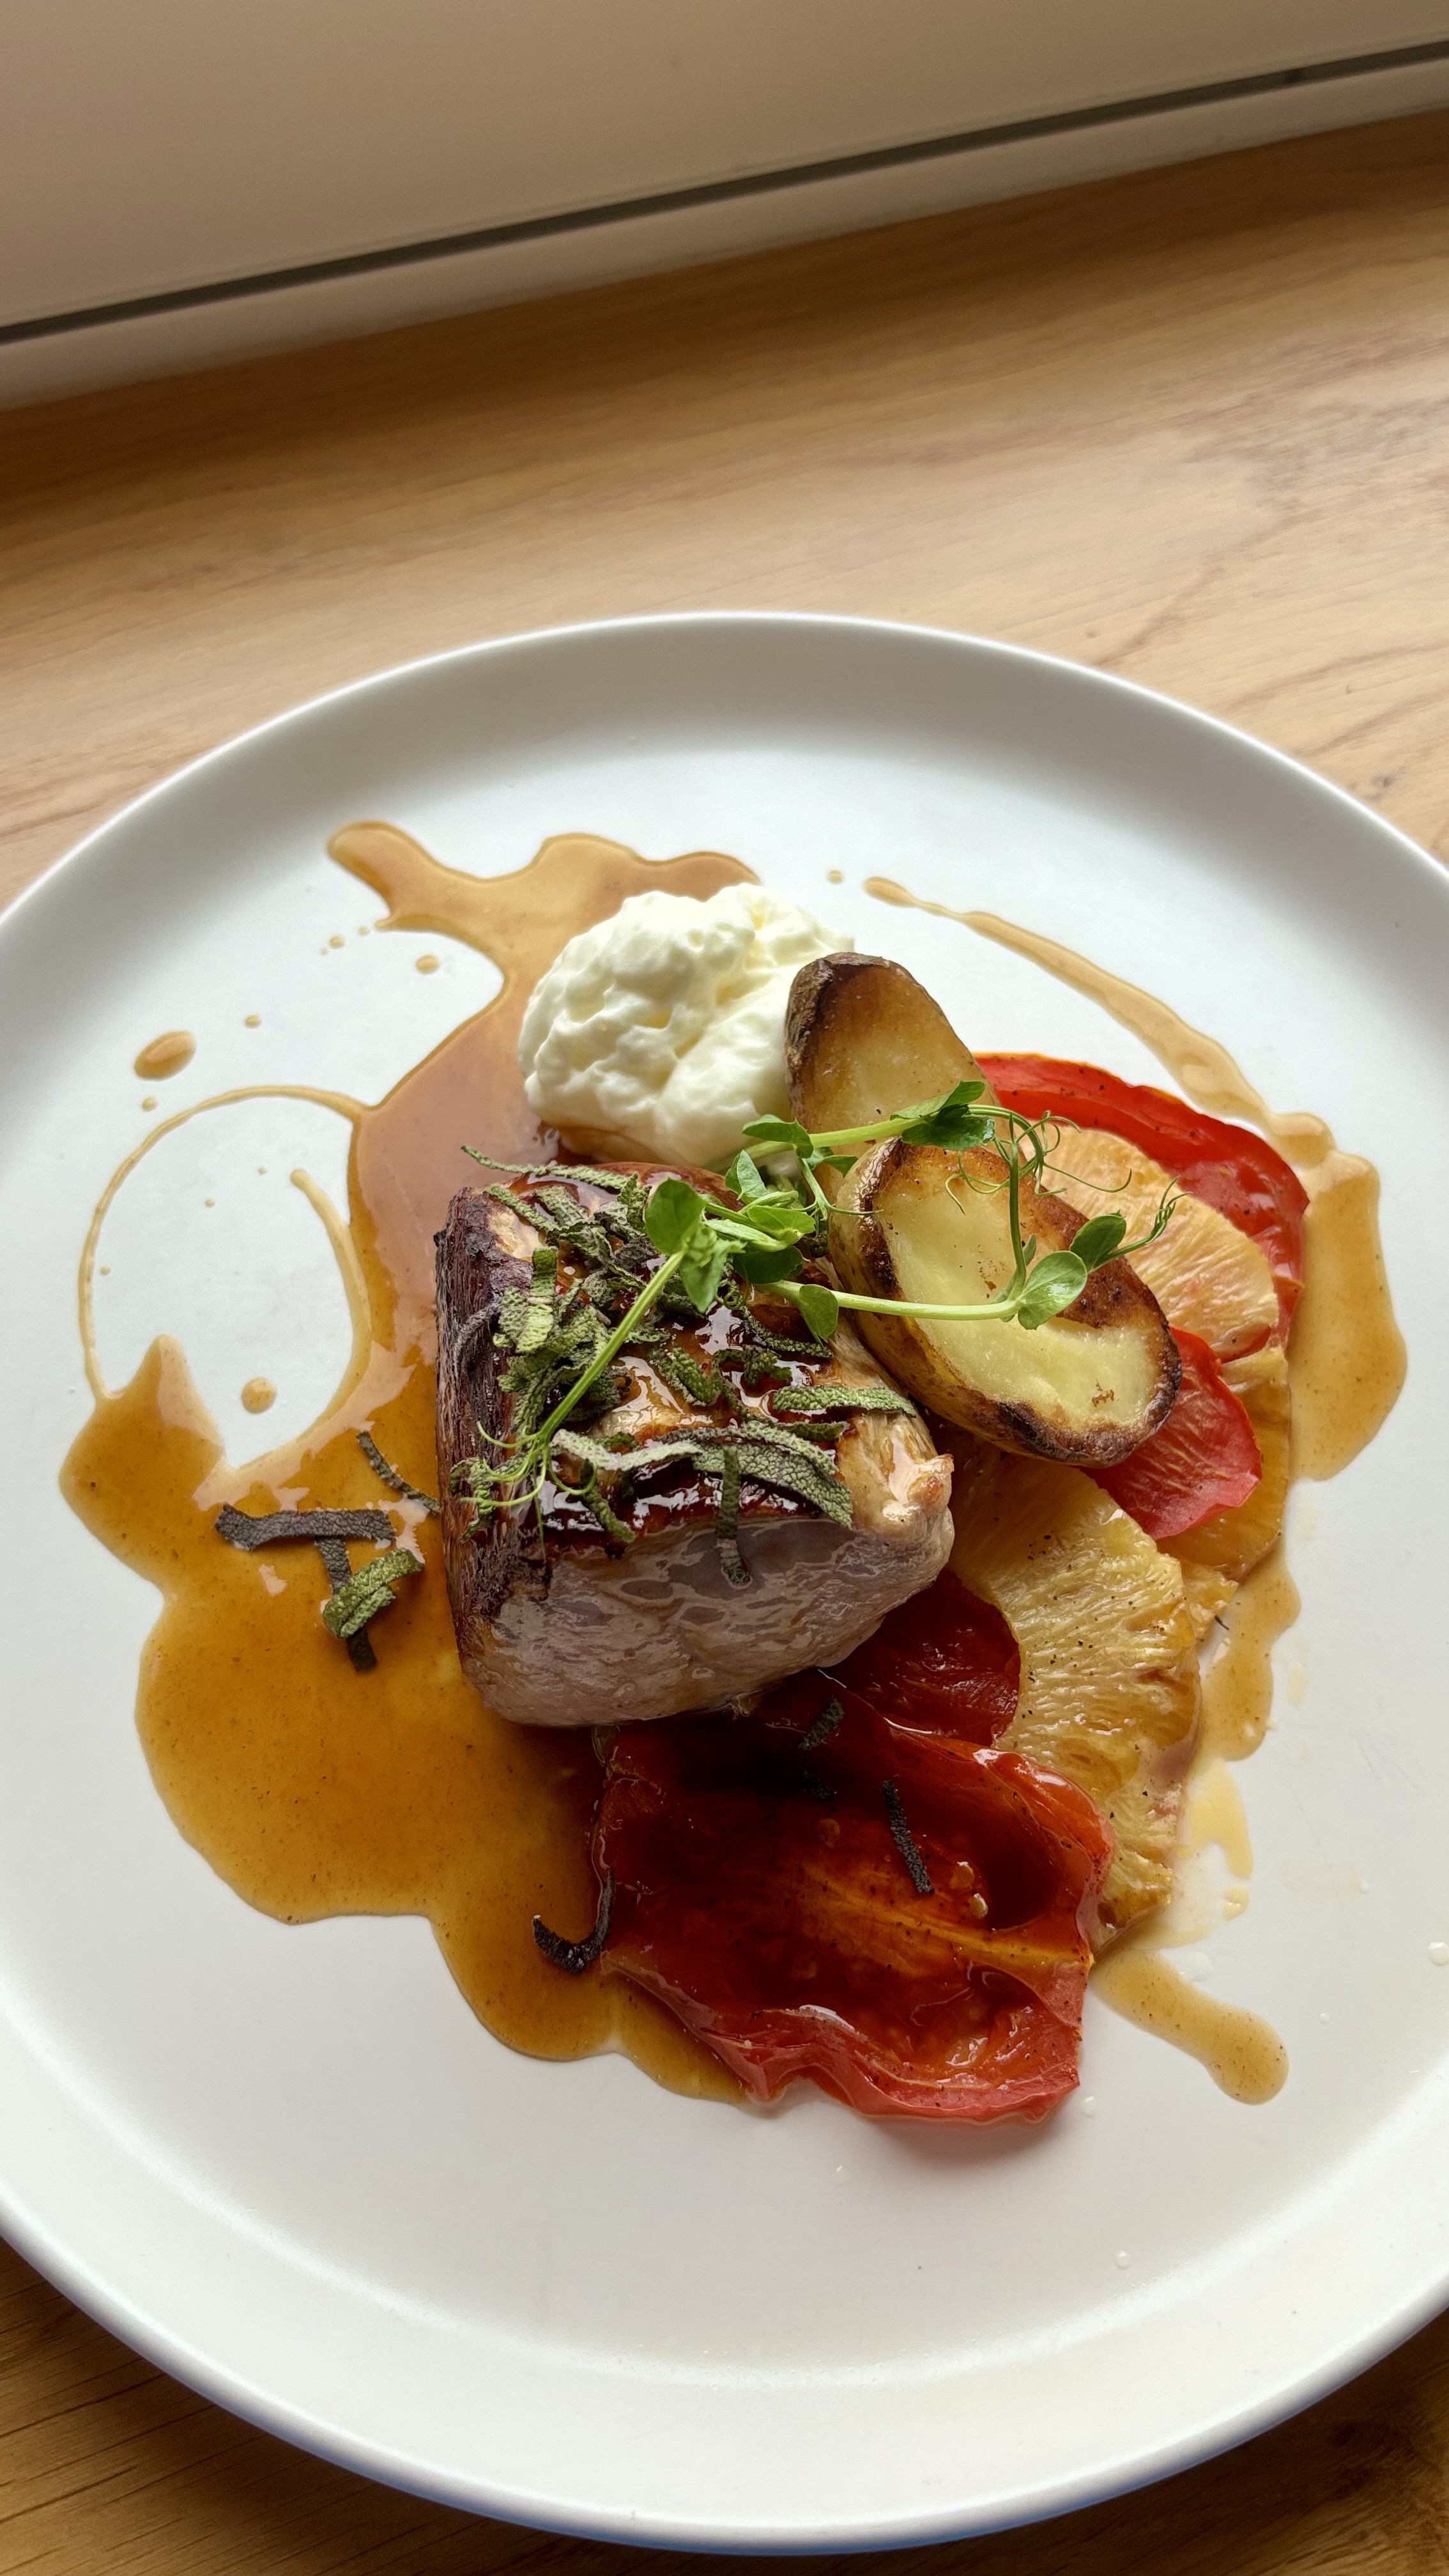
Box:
[831,1137,1180,1467]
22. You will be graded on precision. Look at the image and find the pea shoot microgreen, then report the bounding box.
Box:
[457,1081,1177,1543]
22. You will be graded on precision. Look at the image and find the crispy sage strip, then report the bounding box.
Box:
[215,1503,393,1549]
[549,1421,854,1530]
[769,1384,917,1420]
[716,1448,750,1589]
[882,1778,934,1896]
[533,1869,615,1974]
[356,1430,441,1515]
[796,1693,846,1800]
[799,1694,845,1754]
[315,1533,376,1673]
[215,1503,399,1672]
[321,1548,424,1641]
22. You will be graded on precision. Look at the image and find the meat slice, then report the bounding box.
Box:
[434,1169,953,1728]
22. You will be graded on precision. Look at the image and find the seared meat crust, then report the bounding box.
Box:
[435,1172,953,1728]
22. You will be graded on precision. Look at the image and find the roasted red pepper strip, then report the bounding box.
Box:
[1091,1327,1262,1539]
[596,1574,1111,2123]
[979,1053,1307,1331]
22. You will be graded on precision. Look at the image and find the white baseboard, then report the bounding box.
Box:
[3,50,1447,411]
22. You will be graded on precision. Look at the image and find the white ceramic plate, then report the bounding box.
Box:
[1,615,1446,2550]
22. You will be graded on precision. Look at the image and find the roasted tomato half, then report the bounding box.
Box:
[595,1572,1112,2122]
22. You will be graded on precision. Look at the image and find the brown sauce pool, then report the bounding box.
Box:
[65,829,753,2102]
[60,836,1402,2112]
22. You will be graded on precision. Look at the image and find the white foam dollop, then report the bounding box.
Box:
[519,884,850,1167]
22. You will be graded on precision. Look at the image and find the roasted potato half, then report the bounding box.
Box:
[786,954,990,1153]
[831,1138,1179,1467]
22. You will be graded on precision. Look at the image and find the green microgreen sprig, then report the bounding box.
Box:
[457,1082,1176,1546]
[732,1080,1177,1342]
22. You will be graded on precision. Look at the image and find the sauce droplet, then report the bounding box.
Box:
[826,868,845,884]
[140,1096,158,1111]
[240,1377,277,1414]
[1199,1547,1301,1762]
[328,934,345,949]
[134,1030,196,1080]
[244,1014,261,1029]
[416,953,441,975]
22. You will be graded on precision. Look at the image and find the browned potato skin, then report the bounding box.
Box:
[785,954,991,1176]
[831,1138,1180,1468]
[787,952,1179,1465]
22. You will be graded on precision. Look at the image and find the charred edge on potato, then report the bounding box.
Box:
[785,953,991,1162]
[831,1137,1181,1469]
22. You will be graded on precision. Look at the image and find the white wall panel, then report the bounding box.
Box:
[4,1,1449,328]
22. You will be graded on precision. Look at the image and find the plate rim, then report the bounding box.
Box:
[3,607,1446,2551]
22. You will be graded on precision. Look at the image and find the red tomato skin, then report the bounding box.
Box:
[979,1054,1307,1331]
[620,1945,1082,2123]
[595,1577,1113,2124]
[823,1568,1020,1746]
[1091,1328,1262,1539]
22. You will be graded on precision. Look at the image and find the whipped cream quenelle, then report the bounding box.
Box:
[519,885,850,1167]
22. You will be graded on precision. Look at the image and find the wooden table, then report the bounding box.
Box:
[3,105,1448,2576]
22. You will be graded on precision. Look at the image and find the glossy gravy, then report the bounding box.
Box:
[64,828,752,2100]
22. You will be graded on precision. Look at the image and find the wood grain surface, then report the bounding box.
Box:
[3,105,1449,2576]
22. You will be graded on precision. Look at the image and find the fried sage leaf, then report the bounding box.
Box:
[319,1547,425,1641]
[216,1502,393,1549]
[356,1430,441,1514]
[533,1869,615,1974]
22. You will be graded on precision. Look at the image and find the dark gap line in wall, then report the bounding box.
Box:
[4,34,1449,348]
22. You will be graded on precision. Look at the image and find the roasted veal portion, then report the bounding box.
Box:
[435,1167,954,1728]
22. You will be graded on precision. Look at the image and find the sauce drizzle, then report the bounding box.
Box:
[1092,1947,1288,2104]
